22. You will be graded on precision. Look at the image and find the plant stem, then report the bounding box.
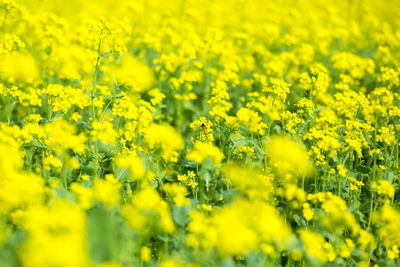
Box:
[367,192,374,230]
[92,32,103,121]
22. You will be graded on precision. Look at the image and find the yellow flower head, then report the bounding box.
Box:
[266,136,313,181]
[186,141,224,165]
[143,124,184,162]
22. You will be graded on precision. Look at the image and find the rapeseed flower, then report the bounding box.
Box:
[186,141,224,165]
[267,136,313,180]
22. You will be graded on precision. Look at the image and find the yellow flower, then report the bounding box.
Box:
[177,174,188,182]
[300,230,336,263]
[164,183,190,207]
[290,249,303,261]
[140,246,151,262]
[91,117,117,145]
[143,124,184,162]
[372,205,400,258]
[70,183,93,210]
[187,199,291,257]
[236,107,267,135]
[266,136,313,181]
[108,54,155,92]
[45,119,87,154]
[121,186,175,234]
[20,200,90,267]
[302,202,314,221]
[116,153,145,179]
[337,164,348,178]
[340,238,355,258]
[186,141,224,165]
[92,176,121,207]
[202,204,213,211]
[372,180,395,199]
[224,164,274,201]
[0,52,39,83]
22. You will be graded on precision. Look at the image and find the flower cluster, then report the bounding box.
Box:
[0,0,399,266]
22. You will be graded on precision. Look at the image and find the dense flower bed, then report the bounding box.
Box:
[0,0,399,266]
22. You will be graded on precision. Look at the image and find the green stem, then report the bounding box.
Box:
[92,33,103,121]
[367,192,374,230]
[394,139,399,170]
[7,99,15,126]
[164,233,169,256]
[99,97,115,122]
[314,174,317,192]
[195,163,199,200]
[372,157,377,182]
[42,150,47,182]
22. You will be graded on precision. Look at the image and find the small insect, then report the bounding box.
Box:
[201,123,208,136]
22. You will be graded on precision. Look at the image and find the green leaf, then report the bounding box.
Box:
[172,205,190,227]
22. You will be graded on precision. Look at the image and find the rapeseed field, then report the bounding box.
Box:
[0,0,399,266]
